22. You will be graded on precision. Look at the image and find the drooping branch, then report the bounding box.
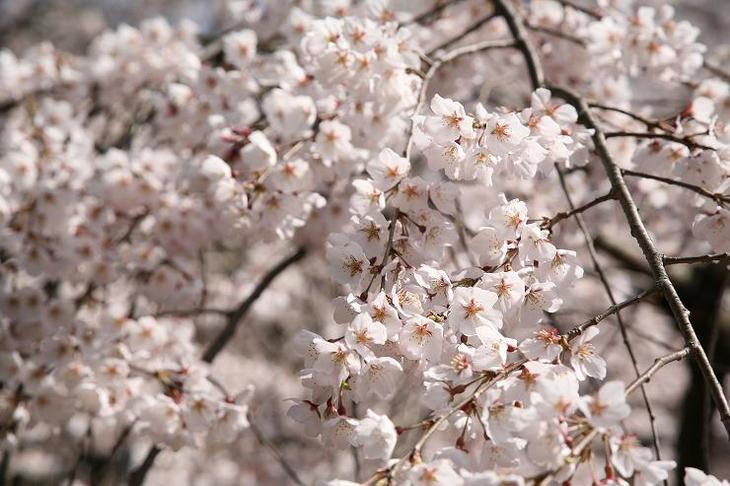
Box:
[621,168,730,205]
[248,413,306,486]
[535,345,690,485]
[542,189,616,229]
[523,21,587,46]
[549,83,730,439]
[605,130,716,152]
[625,347,692,394]
[426,12,500,58]
[128,445,161,486]
[126,248,307,486]
[401,0,469,27]
[202,247,307,363]
[555,0,603,19]
[554,165,663,457]
[566,287,660,339]
[406,37,516,160]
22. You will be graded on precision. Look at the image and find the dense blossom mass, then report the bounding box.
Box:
[1,0,729,484]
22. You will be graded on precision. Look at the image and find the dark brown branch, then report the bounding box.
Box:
[402,0,469,26]
[555,0,603,19]
[494,2,674,451]
[154,307,230,318]
[621,168,730,205]
[524,22,586,46]
[549,83,730,439]
[426,13,500,58]
[128,445,161,486]
[594,236,652,276]
[493,0,544,89]
[664,253,730,265]
[542,189,616,229]
[589,103,665,130]
[605,131,716,152]
[202,247,307,363]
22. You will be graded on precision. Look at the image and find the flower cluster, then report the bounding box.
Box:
[289,90,684,485]
[585,4,704,80]
[416,88,594,182]
[0,296,252,449]
[1,0,729,484]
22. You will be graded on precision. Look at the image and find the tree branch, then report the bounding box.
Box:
[555,0,603,19]
[554,166,663,458]
[549,83,730,440]
[524,21,586,46]
[664,253,730,266]
[566,286,659,339]
[406,38,516,161]
[402,0,469,27]
[703,60,730,83]
[621,168,730,205]
[588,103,666,130]
[594,235,653,276]
[426,12,500,58]
[492,0,544,89]
[248,412,306,486]
[605,131,715,152]
[128,445,161,486]
[202,247,307,363]
[542,189,616,229]
[625,347,691,395]
[154,307,230,318]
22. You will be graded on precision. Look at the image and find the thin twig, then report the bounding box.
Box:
[248,412,306,486]
[621,168,730,205]
[426,13,499,58]
[703,60,730,83]
[524,21,586,46]
[625,347,691,394]
[554,165,664,458]
[542,189,616,229]
[605,131,715,152]
[564,263,658,336]
[401,0,469,27]
[555,0,603,19]
[202,247,307,363]
[154,307,230,318]
[388,360,527,480]
[405,38,516,161]
[589,103,666,130]
[538,347,689,485]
